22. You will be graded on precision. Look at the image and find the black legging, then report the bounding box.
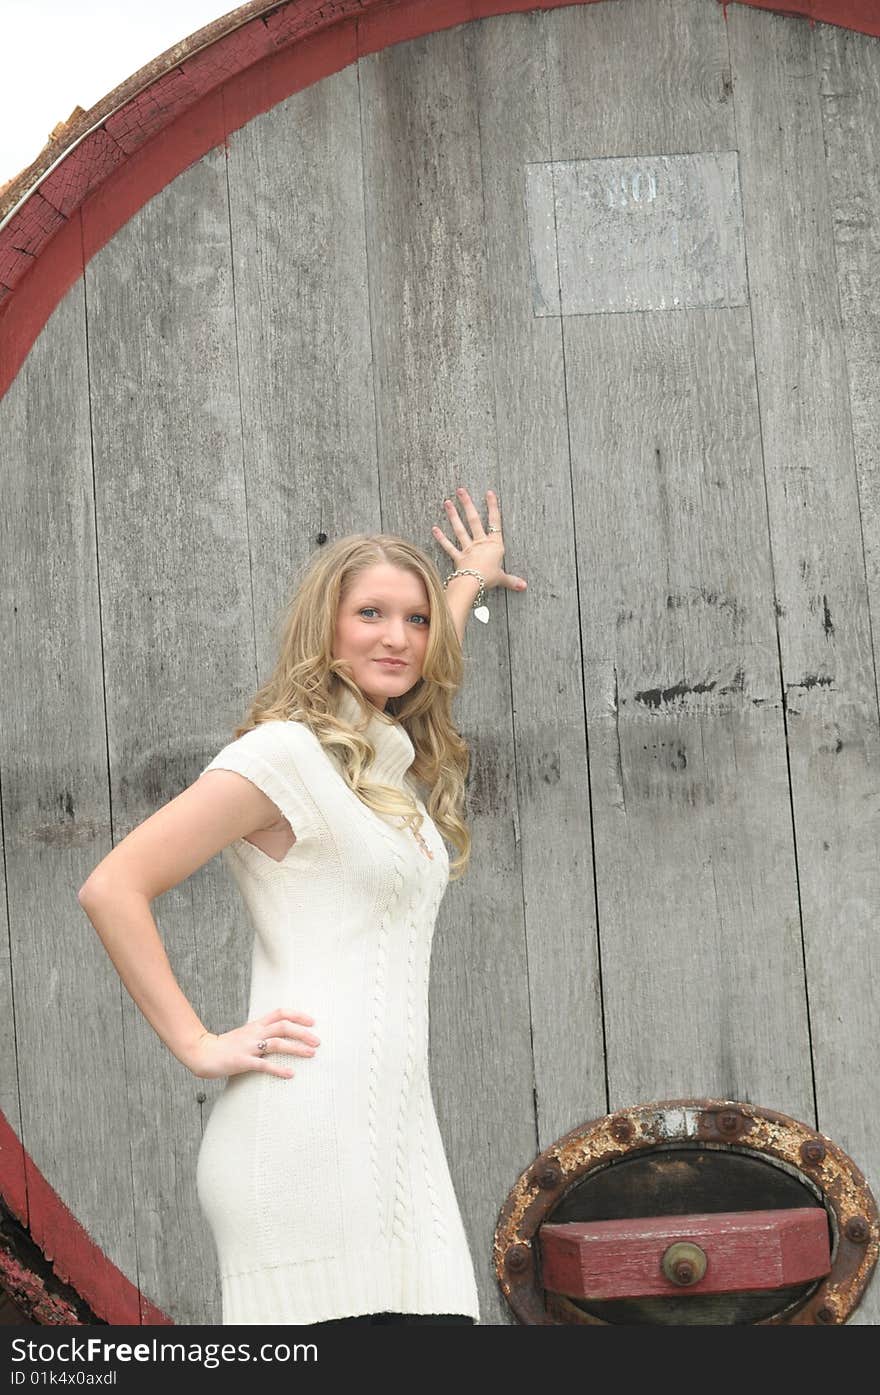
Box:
[314,1311,474,1326]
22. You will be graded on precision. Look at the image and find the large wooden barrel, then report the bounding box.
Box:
[1,0,878,1325]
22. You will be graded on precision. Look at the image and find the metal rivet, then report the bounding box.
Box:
[610,1117,634,1143]
[717,1110,740,1135]
[815,1305,836,1324]
[661,1241,707,1287]
[844,1216,870,1244]
[800,1139,826,1166]
[534,1161,562,1190]
[506,1244,531,1275]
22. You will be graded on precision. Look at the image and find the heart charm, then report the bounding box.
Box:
[473,606,490,623]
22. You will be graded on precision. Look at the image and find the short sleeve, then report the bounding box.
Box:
[199,720,321,845]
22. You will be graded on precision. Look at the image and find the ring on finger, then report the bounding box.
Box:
[256,1039,268,1056]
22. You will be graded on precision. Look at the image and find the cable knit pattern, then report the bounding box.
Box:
[194,686,480,1325]
[366,815,405,1240]
[420,875,449,1244]
[392,899,420,1240]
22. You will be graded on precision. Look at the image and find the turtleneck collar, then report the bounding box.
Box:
[332,683,416,790]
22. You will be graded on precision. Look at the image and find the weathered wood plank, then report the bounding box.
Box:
[0,285,139,1304]
[84,147,248,1324]
[566,306,814,1112]
[0,770,25,1225]
[546,0,815,1120]
[548,0,734,160]
[729,7,880,1325]
[471,9,606,1150]
[529,150,748,316]
[818,27,880,650]
[814,20,880,1327]
[226,66,379,668]
[359,24,538,1325]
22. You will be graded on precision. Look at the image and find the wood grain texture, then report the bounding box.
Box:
[225,65,379,670]
[471,10,607,1151]
[729,5,880,1325]
[359,22,538,1327]
[814,21,880,1329]
[566,306,814,1112]
[546,0,815,1122]
[818,30,880,538]
[0,286,139,1302]
[83,148,247,1324]
[529,151,748,315]
[548,0,733,160]
[0,758,25,1223]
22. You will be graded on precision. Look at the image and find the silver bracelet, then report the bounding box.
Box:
[443,569,489,623]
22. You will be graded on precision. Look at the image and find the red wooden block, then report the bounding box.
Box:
[539,1208,830,1299]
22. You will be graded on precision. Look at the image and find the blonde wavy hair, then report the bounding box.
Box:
[232,534,471,880]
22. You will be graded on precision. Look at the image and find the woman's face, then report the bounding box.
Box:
[333,563,432,710]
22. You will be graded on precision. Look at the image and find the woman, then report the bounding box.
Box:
[78,486,527,1326]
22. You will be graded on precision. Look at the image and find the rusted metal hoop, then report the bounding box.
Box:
[494,1098,879,1325]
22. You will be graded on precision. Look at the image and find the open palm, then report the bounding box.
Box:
[432,486,527,594]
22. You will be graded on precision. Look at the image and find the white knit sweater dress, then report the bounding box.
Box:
[195,685,480,1325]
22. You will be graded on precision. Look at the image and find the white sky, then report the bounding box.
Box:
[1,0,232,187]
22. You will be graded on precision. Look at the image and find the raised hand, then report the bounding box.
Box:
[432,487,527,594]
[187,1007,320,1080]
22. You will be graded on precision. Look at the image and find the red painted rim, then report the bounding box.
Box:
[0,0,878,1326]
[0,1110,170,1324]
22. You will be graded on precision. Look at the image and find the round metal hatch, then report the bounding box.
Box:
[494,1098,879,1325]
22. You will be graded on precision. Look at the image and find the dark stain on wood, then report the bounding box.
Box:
[465,734,514,815]
[665,588,746,624]
[634,679,718,708]
[670,744,687,771]
[787,674,836,691]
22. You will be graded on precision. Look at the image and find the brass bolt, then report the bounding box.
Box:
[661,1241,707,1287]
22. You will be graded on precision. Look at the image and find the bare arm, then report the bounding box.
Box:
[78,769,319,1079]
[443,571,482,646]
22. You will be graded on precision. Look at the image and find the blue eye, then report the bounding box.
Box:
[359,608,429,624]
